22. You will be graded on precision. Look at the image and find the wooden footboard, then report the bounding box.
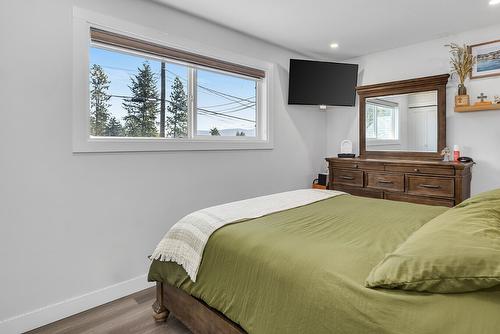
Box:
[152,282,246,334]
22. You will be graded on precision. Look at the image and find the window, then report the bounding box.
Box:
[73,21,271,152]
[366,100,399,141]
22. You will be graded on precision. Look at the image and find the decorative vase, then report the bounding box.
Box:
[458,84,467,96]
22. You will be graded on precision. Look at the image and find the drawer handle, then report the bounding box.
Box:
[419,184,441,189]
[339,176,355,180]
[414,168,420,172]
[378,180,394,184]
[353,164,359,168]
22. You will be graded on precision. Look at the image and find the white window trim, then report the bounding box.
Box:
[73,8,274,153]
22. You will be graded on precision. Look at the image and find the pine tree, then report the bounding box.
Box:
[106,117,124,136]
[123,62,159,137]
[166,77,188,138]
[89,64,111,136]
[210,127,221,136]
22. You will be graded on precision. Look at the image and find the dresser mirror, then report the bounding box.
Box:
[365,91,438,152]
[357,74,449,159]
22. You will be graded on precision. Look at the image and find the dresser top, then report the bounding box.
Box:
[325,157,473,170]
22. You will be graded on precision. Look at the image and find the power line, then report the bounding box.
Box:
[209,104,255,114]
[109,65,254,105]
[109,80,256,115]
[107,94,255,123]
[163,69,256,104]
[195,110,241,125]
[199,86,256,104]
[199,98,255,109]
[101,65,255,112]
[162,68,255,107]
[197,108,255,123]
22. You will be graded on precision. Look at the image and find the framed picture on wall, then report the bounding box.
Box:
[469,39,500,79]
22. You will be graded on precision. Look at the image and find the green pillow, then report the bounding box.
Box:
[366,188,500,293]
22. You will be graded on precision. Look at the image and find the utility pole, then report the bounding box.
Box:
[160,62,166,137]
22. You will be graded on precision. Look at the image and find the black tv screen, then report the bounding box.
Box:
[288,59,358,107]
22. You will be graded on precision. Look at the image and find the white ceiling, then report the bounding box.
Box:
[154,0,500,60]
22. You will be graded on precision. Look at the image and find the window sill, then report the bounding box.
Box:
[366,140,401,147]
[73,137,273,153]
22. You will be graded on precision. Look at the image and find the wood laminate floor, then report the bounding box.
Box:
[27,287,192,334]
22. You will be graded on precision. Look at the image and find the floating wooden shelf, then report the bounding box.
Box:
[454,104,500,113]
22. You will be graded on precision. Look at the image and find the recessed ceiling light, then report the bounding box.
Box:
[490,0,500,5]
[330,43,339,49]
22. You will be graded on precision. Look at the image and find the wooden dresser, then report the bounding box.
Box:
[326,157,473,207]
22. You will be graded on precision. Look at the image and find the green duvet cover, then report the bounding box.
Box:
[148,194,500,334]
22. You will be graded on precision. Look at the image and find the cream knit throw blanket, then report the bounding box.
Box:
[151,189,345,282]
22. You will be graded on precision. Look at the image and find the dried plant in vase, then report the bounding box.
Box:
[446,43,476,96]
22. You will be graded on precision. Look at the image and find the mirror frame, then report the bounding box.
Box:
[357,74,449,160]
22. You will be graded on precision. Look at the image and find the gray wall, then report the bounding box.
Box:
[0,0,326,331]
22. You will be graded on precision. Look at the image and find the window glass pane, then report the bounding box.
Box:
[89,46,190,138]
[89,46,162,137]
[196,69,257,137]
[376,106,395,139]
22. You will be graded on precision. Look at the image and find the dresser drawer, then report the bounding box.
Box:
[407,176,454,198]
[385,193,454,207]
[366,172,404,192]
[332,169,364,187]
[385,165,455,176]
[333,184,383,199]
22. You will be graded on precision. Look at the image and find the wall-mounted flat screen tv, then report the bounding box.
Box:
[288,59,358,107]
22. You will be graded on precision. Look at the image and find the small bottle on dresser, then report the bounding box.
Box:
[453,145,460,161]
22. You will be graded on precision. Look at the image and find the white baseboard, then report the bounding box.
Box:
[0,274,154,334]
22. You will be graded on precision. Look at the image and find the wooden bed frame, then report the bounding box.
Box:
[152,282,246,334]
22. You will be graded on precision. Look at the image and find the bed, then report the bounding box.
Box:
[148,191,500,334]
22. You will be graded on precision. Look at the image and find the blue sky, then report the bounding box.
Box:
[89,46,257,136]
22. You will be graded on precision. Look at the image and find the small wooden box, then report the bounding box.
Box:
[455,95,470,107]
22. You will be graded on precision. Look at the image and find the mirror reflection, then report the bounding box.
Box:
[365,91,438,152]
